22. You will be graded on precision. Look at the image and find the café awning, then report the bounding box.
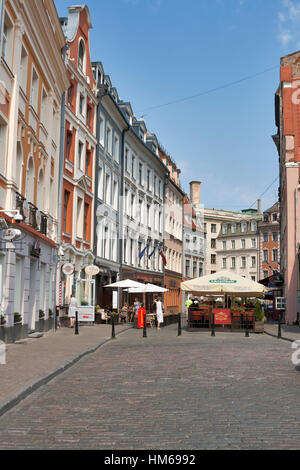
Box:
[181,270,268,297]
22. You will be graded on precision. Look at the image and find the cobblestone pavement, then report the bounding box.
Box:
[0,324,299,450]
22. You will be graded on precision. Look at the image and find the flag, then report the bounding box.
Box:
[148,245,158,259]
[139,241,151,260]
[159,247,167,266]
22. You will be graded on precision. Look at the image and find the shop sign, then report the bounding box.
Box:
[213,309,231,325]
[77,306,95,322]
[62,263,74,276]
[85,265,100,276]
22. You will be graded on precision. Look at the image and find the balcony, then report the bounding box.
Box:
[16,192,48,236]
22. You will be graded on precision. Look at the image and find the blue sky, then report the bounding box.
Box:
[55,0,300,212]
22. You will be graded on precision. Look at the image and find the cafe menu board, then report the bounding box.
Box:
[212,309,231,325]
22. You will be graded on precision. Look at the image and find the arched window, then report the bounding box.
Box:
[26,157,35,203]
[37,168,45,210]
[78,40,85,73]
[16,141,23,192]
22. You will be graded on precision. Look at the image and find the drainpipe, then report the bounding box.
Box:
[0,0,4,56]
[54,44,68,332]
[118,123,130,311]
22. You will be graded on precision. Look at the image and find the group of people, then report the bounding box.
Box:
[68,294,165,330]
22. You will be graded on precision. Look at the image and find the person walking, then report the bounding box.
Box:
[155,296,164,330]
[137,302,146,329]
[68,294,78,328]
[133,297,141,323]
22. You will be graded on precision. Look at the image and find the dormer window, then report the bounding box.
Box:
[139,129,144,140]
[152,144,157,153]
[78,40,85,73]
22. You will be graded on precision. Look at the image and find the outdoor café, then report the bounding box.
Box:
[181,270,268,333]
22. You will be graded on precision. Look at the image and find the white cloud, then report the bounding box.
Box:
[278,0,300,46]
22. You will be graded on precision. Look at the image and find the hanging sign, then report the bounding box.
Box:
[85,265,100,276]
[62,263,74,276]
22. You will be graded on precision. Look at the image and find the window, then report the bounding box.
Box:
[272,213,278,221]
[264,250,268,262]
[106,126,112,154]
[241,239,246,249]
[79,94,84,115]
[41,89,47,126]
[222,224,227,234]
[30,68,39,111]
[114,135,119,162]
[241,222,247,233]
[98,167,103,199]
[2,14,13,68]
[66,132,72,161]
[251,256,256,268]
[147,169,150,191]
[264,270,269,279]
[20,46,28,94]
[113,181,118,210]
[211,254,216,265]
[139,163,143,185]
[273,232,278,242]
[241,257,246,268]
[0,120,7,175]
[211,271,216,274]
[63,191,70,233]
[78,141,83,170]
[68,85,73,104]
[272,249,278,262]
[231,240,235,249]
[147,204,150,227]
[105,173,111,205]
[86,106,91,126]
[222,258,227,269]
[78,40,85,72]
[76,197,83,238]
[83,203,89,240]
[251,238,256,248]
[251,221,257,232]
[231,223,236,233]
[264,214,269,222]
[131,154,135,177]
[263,233,268,243]
[125,148,129,172]
[211,239,216,249]
[154,176,157,195]
[158,180,162,198]
[193,261,197,278]
[85,150,90,176]
[99,116,104,146]
[185,260,190,278]
[231,257,236,268]
[211,224,216,233]
[251,276,256,282]
[223,241,227,250]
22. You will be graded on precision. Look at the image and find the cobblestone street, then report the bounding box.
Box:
[0,324,299,450]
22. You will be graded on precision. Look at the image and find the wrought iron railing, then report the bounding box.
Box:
[15,192,48,236]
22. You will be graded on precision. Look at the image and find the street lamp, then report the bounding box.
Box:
[0,209,23,224]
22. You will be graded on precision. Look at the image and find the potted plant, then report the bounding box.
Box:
[48,308,53,317]
[95,305,102,324]
[254,301,265,333]
[39,309,45,319]
[14,312,22,323]
[0,314,6,326]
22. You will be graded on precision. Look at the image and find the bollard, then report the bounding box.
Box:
[143,312,147,338]
[177,312,182,337]
[211,313,215,337]
[75,311,79,335]
[245,313,249,338]
[111,314,116,339]
[278,315,282,339]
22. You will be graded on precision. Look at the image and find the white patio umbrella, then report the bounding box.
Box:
[127,283,168,293]
[181,270,268,298]
[104,279,145,289]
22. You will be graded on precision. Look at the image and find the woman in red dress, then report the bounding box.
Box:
[137,303,146,329]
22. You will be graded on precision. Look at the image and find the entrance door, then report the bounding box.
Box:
[28,260,37,330]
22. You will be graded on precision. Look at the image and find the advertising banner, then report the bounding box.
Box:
[212,309,231,325]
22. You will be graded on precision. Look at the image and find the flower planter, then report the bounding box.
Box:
[13,322,23,342]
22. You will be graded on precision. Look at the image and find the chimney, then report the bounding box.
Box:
[257,199,261,215]
[190,181,201,206]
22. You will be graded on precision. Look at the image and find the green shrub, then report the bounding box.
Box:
[254,301,264,321]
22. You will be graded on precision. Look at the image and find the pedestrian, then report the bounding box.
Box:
[133,297,141,322]
[68,293,78,328]
[155,296,164,330]
[137,302,146,329]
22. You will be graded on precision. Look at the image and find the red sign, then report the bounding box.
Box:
[212,309,231,325]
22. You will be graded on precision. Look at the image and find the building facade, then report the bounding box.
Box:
[273,52,300,324]
[0,0,68,341]
[59,5,97,306]
[159,145,184,314]
[92,62,128,307]
[258,202,280,281]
